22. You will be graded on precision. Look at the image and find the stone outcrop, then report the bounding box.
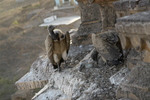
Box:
[117,64,150,100]
[77,2,102,35]
[77,0,118,35]
[77,0,123,66]
[115,10,150,63]
[15,51,119,100]
[74,0,118,46]
[112,1,150,100]
[113,0,150,18]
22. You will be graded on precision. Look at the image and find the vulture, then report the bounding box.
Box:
[92,30,123,66]
[45,25,70,72]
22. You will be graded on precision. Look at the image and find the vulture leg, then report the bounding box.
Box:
[57,63,61,72]
[53,54,62,72]
[101,56,108,67]
[64,61,67,68]
[62,51,68,68]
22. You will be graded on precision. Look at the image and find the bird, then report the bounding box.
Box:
[92,30,123,66]
[45,25,70,72]
[90,48,99,64]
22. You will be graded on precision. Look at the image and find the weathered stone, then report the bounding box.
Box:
[119,98,135,100]
[116,64,150,100]
[116,10,150,63]
[130,0,138,9]
[113,0,122,11]
[77,2,102,35]
[117,10,150,22]
[125,48,142,69]
[116,88,140,100]
[113,0,150,18]
[32,88,70,100]
[71,31,92,45]
[77,0,117,35]
[138,0,150,7]
[130,35,141,51]
[78,22,102,35]
[142,50,150,63]
[121,1,130,11]
[109,67,131,85]
[118,34,150,52]
[15,52,119,100]
[116,22,150,35]
[76,0,119,4]
[118,34,132,50]
[100,5,116,29]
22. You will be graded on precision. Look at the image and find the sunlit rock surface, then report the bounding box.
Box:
[16,51,119,100]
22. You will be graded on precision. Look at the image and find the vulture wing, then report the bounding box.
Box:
[45,35,55,64]
[65,31,70,53]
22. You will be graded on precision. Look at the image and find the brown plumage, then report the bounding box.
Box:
[45,25,70,71]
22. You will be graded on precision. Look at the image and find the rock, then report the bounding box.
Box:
[15,50,119,100]
[142,50,150,63]
[77,2,102,35]
[100,4,116,29]
[71,31,92,45]
[109,67,131,85]
[118,98,135,100]
[116,63,150,100]
[32,88,70,100]
[115,10,150,63]
[78,58,98,72]
[125,48,142,69]
[113,0,150,18]
[138,0,150,7]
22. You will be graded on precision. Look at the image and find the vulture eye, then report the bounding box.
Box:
[61,35,64,38]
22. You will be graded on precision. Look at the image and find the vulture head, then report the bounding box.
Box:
[47,25,59,40]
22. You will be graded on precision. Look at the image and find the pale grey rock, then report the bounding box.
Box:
[109,67,131,85]
[113,0,150,11]
[111,63,150,100]
[16,51,118,100]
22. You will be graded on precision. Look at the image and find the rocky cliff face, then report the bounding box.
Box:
[15,48,120,100]
[14,0,150,100]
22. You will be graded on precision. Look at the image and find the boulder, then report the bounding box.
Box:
[110,63,150,100]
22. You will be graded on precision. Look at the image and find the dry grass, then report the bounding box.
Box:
[0,0,55,99]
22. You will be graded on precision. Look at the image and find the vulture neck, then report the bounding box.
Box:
[49,29,58,40]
